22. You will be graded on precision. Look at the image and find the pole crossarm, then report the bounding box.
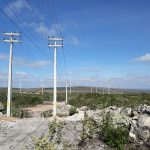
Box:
[3,39,21,43]
[48,37,63,41]
[48,44,63,47]
[3,32,21,36]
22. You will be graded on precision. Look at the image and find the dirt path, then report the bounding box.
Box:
[24,104,53,112]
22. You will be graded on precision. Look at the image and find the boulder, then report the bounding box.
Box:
[137,114,150,145]
[132,111,139,120]
[129,120,138,142]
[125,108,133,117]
[137,114,150,128]
[138,104,150,115]
[86,109,103,122]
[66,111,85,122]
[77,106,88,112]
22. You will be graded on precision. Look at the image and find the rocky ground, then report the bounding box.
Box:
[0,102,150,150]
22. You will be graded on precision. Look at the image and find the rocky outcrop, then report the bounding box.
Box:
[77,105,150,148]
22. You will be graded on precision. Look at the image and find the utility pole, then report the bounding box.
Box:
[69,80,72,94]
[96,87,98,93]
[65,80,68,103]
[19,81,22,94]
[106,81,110,94]
[41,80,43,95]
[91,87,93,93]
[4,79,6,88]
[103,88,105,94]
[48,37,63,118]
[3,32,21,117]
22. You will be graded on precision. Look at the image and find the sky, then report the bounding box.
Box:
[0,0,150,89]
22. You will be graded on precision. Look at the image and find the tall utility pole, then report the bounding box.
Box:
[19,81,22,94]
[4,79,6,88]
[91,87,93,93]
[106,81,110,94]
[41,80,43,95]
[65,80,68,103]
[69,80,72,94]
[3,32,21,117]
[48,37,63,118]
[96,87,98,93]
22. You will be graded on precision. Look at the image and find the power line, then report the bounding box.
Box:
[0,7,50,58]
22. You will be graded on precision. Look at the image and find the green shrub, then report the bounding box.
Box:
[69,106,77,116]
[80,115,98,145]
[41,110,53,118]
[48,119,63,143]
[33,136,55,150]
[99,112,129,150]
[12,108,30,118]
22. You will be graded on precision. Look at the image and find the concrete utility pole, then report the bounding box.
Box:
[69,80,72,94]
[41,80,43,95]
[19,81,22,94]
[106,81,110,94]
[65,80,68,103]
[91,87,93,93]
[48,37,63,118]
[3,32,21,117]
[96,87,98,93]
[4,79,6,88]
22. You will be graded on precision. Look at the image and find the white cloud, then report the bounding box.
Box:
[15,71,28,76]
[69,36,80,45]
[28,60,50,68]
[133,53,150,62]
[0,53,8,60]
[14,57,51,68]
[5,0,31,17]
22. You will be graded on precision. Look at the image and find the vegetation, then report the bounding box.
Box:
[33,136,55,150]
[69,93,150,109]
[12,108,30,118]
[99,112,129,150]
[80,113,129,150]
[41,110,53,118]
[69,106,77,116]
[0,92,66,117]
[48,119,63,143]
[33,120,64,150]
[80,115,98,145]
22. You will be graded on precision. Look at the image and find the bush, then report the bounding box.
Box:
[69,106,77,116]
[12,108,30,118]
[48,119,63,143]
[41,110,53,118]
[99,112,129,150]
[80,115,98,145]
[33,136,55,150]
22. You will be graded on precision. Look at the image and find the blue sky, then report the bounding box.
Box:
[0,0,150,89]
